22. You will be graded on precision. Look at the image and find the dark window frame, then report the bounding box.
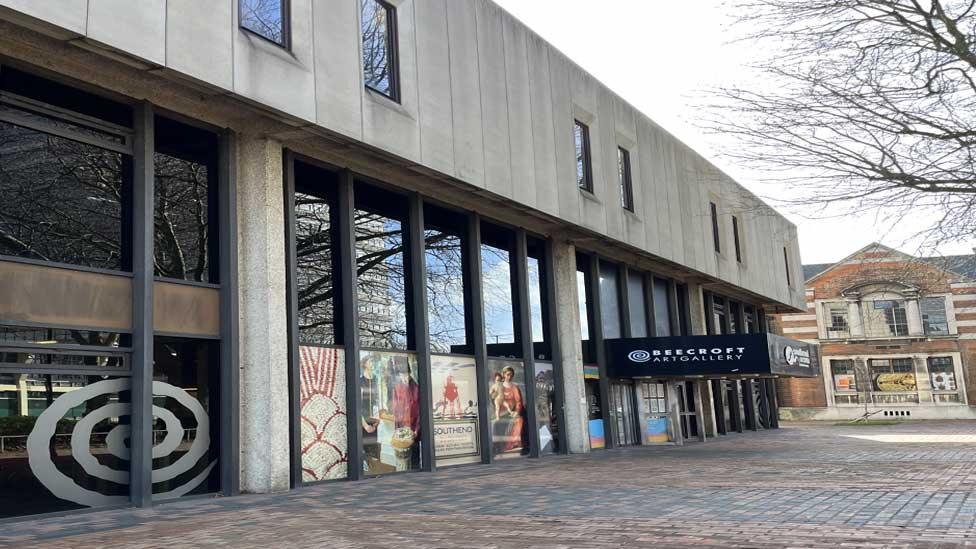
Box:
[783,247,792,287]
[710,202,721,254]
[617,146,634,211]
[238,0,291,49]
[574,120,594,193]
[731,215,742,263]
[362,0,401,103]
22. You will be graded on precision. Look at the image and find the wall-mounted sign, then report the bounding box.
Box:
[605,333,819,378]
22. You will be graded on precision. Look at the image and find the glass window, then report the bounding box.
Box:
[744,306,757,334]
[870,358,916,392]
[729,301,740,334]
[527,237,551,360]
[732,215,742,262]
[627,271,648,338]
[710,202,721,254]
[598,261,622,340]
[576,261,595,364]
[294,168,340,346]
[482,224,519,358]
[151,338,221,499]
[488,360,528,458]
[653,277,672,337]
[534,361,558,453]
[0,119,128,270]
[362,0,399,101]
[784,247,792,286]
[239,0,287,46]
[154,117,218,283]
[574,120,593,192]
[928,357,956,391]
[355,186,410,350]
[618,147,634,211]
[359,350,421,474]
[863,300,909,337]
[830,359,856,392]
[712,296,727,335]
[425,207,468,354]
[921,297,949,336]
[826,302,850,337]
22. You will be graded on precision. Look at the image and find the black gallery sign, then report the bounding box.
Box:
[605,333,820,378]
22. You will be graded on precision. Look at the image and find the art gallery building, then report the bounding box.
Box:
[0,0,811,520]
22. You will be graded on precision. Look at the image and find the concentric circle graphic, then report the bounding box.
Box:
[26,379,217,507]
[628,350,652,363]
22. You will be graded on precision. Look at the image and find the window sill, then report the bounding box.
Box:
[364,86,411,117]
[579,188,601,204]
[239,26,292,53]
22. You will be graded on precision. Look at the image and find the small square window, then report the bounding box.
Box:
[240,0,289,47]
[574,120,593,193]
[362,0,399,102]
[618,147,634,211]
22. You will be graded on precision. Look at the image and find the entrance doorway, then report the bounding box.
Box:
[610,381,639,446]
[674,381,699,440]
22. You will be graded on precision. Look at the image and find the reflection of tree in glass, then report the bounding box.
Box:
[425,230,465,353]
[362,0,392,96]
[0,121,124,270]
[240,0,285,44]
[482,245,515,345]
[295,193,336,344]
[154,154,210,282]
[356,211,408,349]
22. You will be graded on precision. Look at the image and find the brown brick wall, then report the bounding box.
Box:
[776,377,827,408]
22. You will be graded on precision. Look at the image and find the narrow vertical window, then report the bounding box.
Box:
[732,215,742,263]
[617,147,634,211]
[783,247,792,286]
[362,0,399,101]
[574,120,593,192]
[239,0,288,47]
[710,202,721,253]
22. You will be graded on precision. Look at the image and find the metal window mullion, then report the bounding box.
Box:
[408,193,435,472]
[218,130,240,496]
[338,170,363,480]
[130,101,154,508]
[587,254,615,449]
[283,151,303,488]
[542,238,568,455]
[515,229,540,458]
[619,264,632,339]
[466,213,493,464]
[734,300,746,335]
[644,273,656,337]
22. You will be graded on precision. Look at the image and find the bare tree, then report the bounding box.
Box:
[707,0,976,248]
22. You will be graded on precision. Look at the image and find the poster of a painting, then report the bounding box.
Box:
[431,355,480,465]
[299,346,348,482]
[534,362,558,454]
[645,417,669,444]
[873,373,916,392]
[931,371,956,391]
[359,350,421,475]
[488,359,529,457]
[833,374,856,392]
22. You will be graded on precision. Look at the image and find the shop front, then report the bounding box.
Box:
[605,333,820,443]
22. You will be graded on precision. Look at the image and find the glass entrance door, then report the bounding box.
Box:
[610,381,638,446]
[675,382,698,440]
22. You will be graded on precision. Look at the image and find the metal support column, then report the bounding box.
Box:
[338,170,363,480]
[515,229,540,458]
[742,379,759,431]
[219,130,240,496]
[130,101,154,508]
[467,214,493,464]
[587,256,615,449]
[766,378,780,428]
[711,379,727,435]
[408,193,436,471]
[729,379,744,433]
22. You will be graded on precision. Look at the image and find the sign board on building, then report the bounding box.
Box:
[605,333,820,378]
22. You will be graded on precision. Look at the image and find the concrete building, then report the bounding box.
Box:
[0,0,811,520]
[775,243,976,420]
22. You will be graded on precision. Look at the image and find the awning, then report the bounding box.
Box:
[605,333,820,379]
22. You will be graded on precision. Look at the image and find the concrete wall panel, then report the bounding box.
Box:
[0,0,87,36]
[87,0,166,65]
[414,0,454,174]
[475,0,513,199]
[445,0,485,187]
[501,15,535,209]
[526,34,559,218]
[166,0,233,90]
[313,0,363,140]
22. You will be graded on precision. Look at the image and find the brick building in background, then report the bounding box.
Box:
[774,243,976,420]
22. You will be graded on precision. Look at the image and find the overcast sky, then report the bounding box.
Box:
[491,0,975,265]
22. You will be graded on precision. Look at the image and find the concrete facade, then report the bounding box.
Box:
[774,244,976,421]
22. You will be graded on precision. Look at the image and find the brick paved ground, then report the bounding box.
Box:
[4,421,976,548]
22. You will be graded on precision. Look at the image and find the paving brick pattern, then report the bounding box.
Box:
[4,422,976,548]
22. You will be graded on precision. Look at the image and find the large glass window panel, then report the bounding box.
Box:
[863,300,909,337]
[598,261,622,340]
[488,359,528,458]
[0,374,130,518]
[653,278,672,337]
[712,296,727,335]
[294,165,341,346]
[355,188,409,350]
[0,119,128,270]
[627,271,648,338]
[298,345,347,481]
[239,0,287,46]
[362,0,398,100]
[574,120,593,192]
[154,117,218,283]
[928,357,957,391]
[729,302,740,334]
[826,302,850,337]
[359,350,420,474]
[425,207,469,354]
[482,224,519,358]
[534,361,558,453]
[431,355,480,466]
[921,297,949,336]
[830,359,856,392]
[527,237,551,361]
[151,337,220,500]
[869,358,916,391]
[577,263,596,365]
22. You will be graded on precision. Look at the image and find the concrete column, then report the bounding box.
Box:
[687,282,708,336]
[906,300,924,336]
[551,238,589,454]
[913,355,932,404]
[847,300,864,338]
[236,135,291,493]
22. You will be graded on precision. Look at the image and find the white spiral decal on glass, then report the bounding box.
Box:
[26,379,216,507]
[628,350,652,363]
